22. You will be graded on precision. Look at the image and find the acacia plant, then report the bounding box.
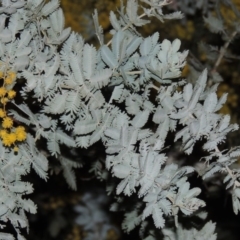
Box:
[0,0,240,239]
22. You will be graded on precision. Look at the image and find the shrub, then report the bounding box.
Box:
[0,0,240,239]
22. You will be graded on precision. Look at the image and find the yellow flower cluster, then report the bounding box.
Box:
[0,70,16,105]
[0,69,27,151]
[0,126,27,147]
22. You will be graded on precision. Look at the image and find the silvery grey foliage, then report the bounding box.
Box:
[0,0,240,239]
[163,220,217,240]
[0,135,47,240]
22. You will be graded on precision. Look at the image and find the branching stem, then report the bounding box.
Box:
[211,30,238,73]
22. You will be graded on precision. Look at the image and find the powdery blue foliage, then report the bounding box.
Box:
[163,220,217,240]
[0,0,240,239]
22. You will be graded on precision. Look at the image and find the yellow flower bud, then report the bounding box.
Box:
[2,117,13,129]
[0,87,7,97]
[8,71,16,80]
[4,77,13,85]
[1,97,9,104]
[0,108,6,118]
[8,90,16,99]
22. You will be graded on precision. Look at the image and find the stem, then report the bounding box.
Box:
[112,70,142,78]
[106,8,153,47]
[150,84,160,91]
[214,144,240,188]
[211,30,238,73]
[126,71,142,75]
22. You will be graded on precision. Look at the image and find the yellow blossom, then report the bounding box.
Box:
[15,126,25,133]
[4,77,13,85]
[0,87,6,97]
[8,71,16,81]
[8,132,17,144]
[2,132,17,146]
[2,117,13,128]
[1,97,8,104]
[0,129,7,138]
[8,90,16,99]
[15,126,27,141]
[0,108,5,118]
[2,135,11,146]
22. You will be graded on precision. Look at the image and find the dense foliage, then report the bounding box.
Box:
[0,0,240,239]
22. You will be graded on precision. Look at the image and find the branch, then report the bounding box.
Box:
[211,30,238,73]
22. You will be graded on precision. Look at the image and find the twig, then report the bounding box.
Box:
[106,8,154,47]
[211,30,238,73]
